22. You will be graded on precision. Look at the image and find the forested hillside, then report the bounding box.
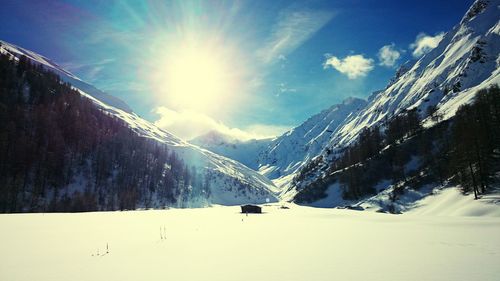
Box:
[295,85,500,211]
[288,0,500,209]
[0,50,209,212]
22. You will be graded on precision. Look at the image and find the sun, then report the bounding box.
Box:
[154,44,234,112]
[167,48,226,109]
[145,32,247,116]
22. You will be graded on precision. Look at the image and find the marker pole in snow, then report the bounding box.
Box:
[160,226,166,240]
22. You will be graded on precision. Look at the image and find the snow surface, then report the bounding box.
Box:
[1,206,499,281]
[409,186,500,217]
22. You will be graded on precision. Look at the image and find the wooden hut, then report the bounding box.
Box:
[241,204,262,214]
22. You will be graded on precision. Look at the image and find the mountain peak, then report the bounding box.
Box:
[461,0,493,24]
[191,130,240,146]
[342,96,366,105]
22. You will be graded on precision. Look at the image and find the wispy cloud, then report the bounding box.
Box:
[154,106,288,141]
[98,80,148,92]
[378,43,401,67]
[61,58,116,82]
[410,32,445,57]
[276,82,297,97]
[257,9,335,64]
[62,58,116,71]
[323,54,374,79]
[244,124,290,139]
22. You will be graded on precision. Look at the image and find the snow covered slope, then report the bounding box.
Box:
[327,0,500,150]
[190,131,272,170]
[191,98,367,198]
[258,97,367,196]
[409,186,500,217]
[0,40,132,113]
[0,41,278,206]
[291,0,500,203]
[77,93,279,205]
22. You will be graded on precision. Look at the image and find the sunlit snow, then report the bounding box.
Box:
[1,197,499,281]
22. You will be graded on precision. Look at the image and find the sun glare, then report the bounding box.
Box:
[151,42,239,113]
[166,48,227,110]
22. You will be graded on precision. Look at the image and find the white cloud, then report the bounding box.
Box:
[153,107,288,141]
[278,54,287,61]
[257,9,334,64]
[61,58,116,82]
[378,44,401,67]
[323,54,374,79]
[245,124,290,139]
[410,32,445,57]
[276,82,297,96]
[61,58,115,73]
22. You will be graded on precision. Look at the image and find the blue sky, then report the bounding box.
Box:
[0,0,474,140]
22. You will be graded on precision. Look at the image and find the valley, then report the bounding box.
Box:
[0,1,499,280]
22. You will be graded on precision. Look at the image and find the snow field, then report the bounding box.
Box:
[1,204,499,281]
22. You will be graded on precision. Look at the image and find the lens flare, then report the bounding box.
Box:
[163,46,229,111]
[146,36,244,115]
[132,1,249,118]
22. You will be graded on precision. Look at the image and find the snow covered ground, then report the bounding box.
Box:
[1,202,499,281]
[409,186,500,217]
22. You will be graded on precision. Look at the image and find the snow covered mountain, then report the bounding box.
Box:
[191,98,368,199]
[190,131,272,170]
[256,98,368,195]
[321,0,500,150]
[0,41,278,206]
[290,0,500,205]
